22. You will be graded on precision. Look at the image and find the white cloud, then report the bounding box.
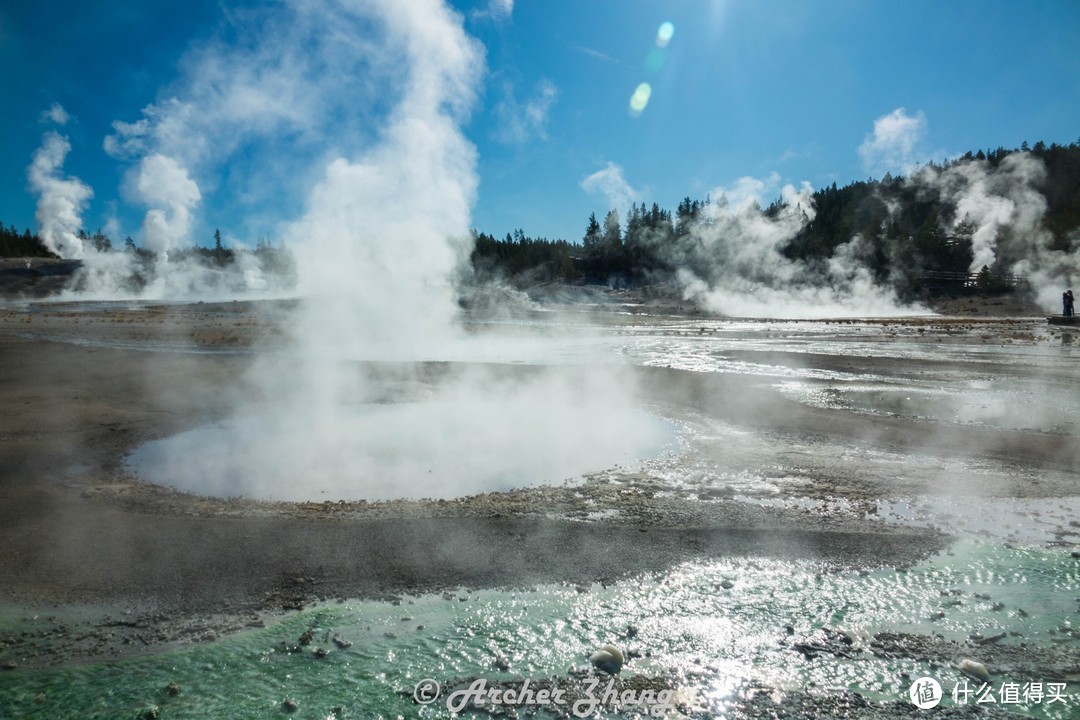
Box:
[470,0,513,23]
[41,103,70,125]
[103,116,152,159]
[493,79,558,144]
[707,172,782,214]
[581,162,642,214]
[858,108,927,176]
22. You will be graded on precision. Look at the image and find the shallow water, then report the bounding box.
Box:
[1,539,1076,719]
[5,307,1079,716]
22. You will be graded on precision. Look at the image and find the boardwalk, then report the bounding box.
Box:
[919,270,1026,290]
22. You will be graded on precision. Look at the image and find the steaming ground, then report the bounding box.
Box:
[0,295,1078,716]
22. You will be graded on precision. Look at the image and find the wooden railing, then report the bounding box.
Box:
[919,270,1027,289]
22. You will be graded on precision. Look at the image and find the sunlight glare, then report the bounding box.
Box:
[657,21,675,48]
[629,83,652,116]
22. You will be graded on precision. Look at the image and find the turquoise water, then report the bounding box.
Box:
[2,540,1076,719]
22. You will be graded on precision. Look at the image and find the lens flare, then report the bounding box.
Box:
[629,82,652,116]
[657,21,675,47]
[646,48,666,73]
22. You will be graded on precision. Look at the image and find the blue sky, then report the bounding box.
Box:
[2,0,1078,248]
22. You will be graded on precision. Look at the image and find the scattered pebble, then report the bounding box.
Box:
[957,658,990,683]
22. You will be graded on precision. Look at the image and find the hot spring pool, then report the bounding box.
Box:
[126,399,679,502]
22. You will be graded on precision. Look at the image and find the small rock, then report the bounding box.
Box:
[589,644,624,675]
[282,697,299,713]
[332,635,352,649]
[1,661,16,671]
[298,630,315,646]
[720,580,735,590]
[958,658,990,683]
[314,647,329,659]
[974,632,1006,646]
[165,682,181,696]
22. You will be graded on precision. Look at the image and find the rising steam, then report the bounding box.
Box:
[135,154,202,261]
[286,0,484,358]
[907,151,1074,310]
[27,125,93,259]
[114,0,670,503]
[674,177,923,318]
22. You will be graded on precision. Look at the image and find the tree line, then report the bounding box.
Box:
[0,225,296,278]
[471,139,1080,294]
[0,224,56,258]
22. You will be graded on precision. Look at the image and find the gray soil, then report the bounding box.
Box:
[0,292,1077,717]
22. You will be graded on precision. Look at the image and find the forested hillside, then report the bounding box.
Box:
[472,140,1080,295]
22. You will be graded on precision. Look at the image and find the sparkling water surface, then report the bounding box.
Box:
[1,540,1076,718]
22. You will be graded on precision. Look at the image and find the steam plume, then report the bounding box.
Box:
[27,130,93,259]
[287,0,484,357]
[675,177,921,318]
[120,1,673,504]
[907,151,1076,309]
[135,154,202,261]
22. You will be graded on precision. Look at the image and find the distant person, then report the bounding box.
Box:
[1067,290,1076,317]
